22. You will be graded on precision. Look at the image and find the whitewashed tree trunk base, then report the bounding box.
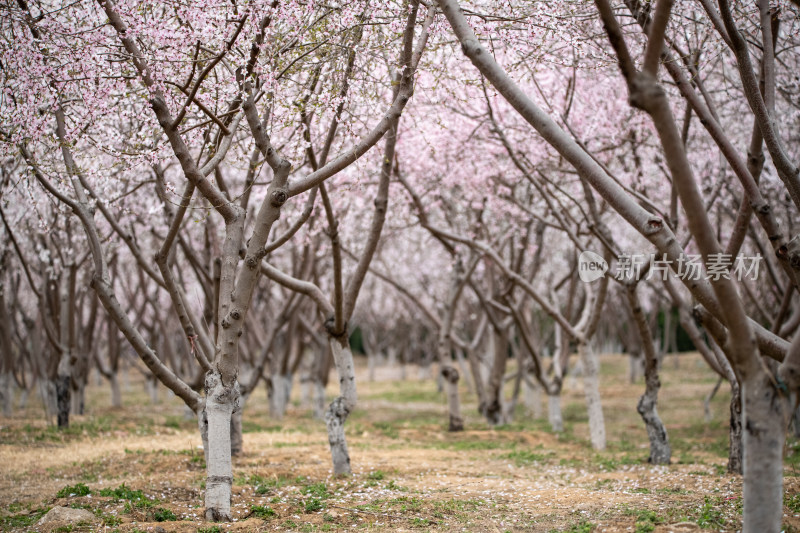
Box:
[269,374,291,419]
[524,378,543,419]
[110,373,122,408]
[441,365,464,431]
[17,388,29,409]
[579,343,606,450]
[203,371,240,521]
[312,380,326,420]
[325,338,357,476]
[548,393,563,433]
[231,395,246,457]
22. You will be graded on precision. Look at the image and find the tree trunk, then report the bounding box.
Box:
[523,376,543,418]
[312,379,326,420]
[203,371,240,521]
[441,365,464,431]
[728,380,743,475]
[230,406,244,457]
[367,350,377,382]
[627,287,670,464]
[741,373,786,532]
[455,349,474,393]
[548,392,564,432]
[703,377,723,423]
[71,379,85,415]
[269,374,291,419]
[17,387,29,409]
[578,341,605,450]
[482,329,508,426]
[628,353,643,383]
[39,379,57,423]
[56,349,71,428]
[110,373,121,408]
[324,336,357,476]
[0,373,12,417]
[147,376,159,404]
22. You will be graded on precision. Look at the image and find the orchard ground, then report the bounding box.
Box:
[1,353,800,532]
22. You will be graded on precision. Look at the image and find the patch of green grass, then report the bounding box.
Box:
[500,449,552,466]
[97,484,157,508]
[626,508,662,533]
[305,498,325,512]
[385,480,409,492]
[56,483,92,498]
[0,507,49,528]
[695,496,726,529]
[373,421,400,439]
[152,507,177,521]
[304,482,330,499]
[630,488,651,494]
[656,487,689,495]
[197,526,221,533]
[388,496,423,512]
[433,438,512,451]
[367,470,386,481]
[251,504,276,519]
[364,381,442,404]
[247,473,296,495]
[431,498,484,516]
[786,492,800,513]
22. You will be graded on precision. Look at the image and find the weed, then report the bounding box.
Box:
[251,504,276,519]
[786,492,800,513]
[304,482,329,499]
[305,498,325,512]
[98,483,156,508]
[695,496,726,529]
[197,526,221,533]
[56,483,91,498]
[367,470,386,481]
[385,479,409,492]
[152,507,177,521]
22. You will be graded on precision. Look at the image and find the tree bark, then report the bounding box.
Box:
[203,371,240,521]
[324,336,357,476]
[56,355,70,428]
[626,287,670,464]
[230,405,244,457]
[269,374,292,419]
[728,380,743,475]
[578,341,605,450]
[741,373,786,531]
[482,329,508,426]
[0,373,12,417]
[523,376,543,419]
[441,365,464,431]
[110,373,121,408]
[548,392,564,433]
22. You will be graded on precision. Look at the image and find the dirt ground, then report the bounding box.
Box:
[1,353,799,532]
